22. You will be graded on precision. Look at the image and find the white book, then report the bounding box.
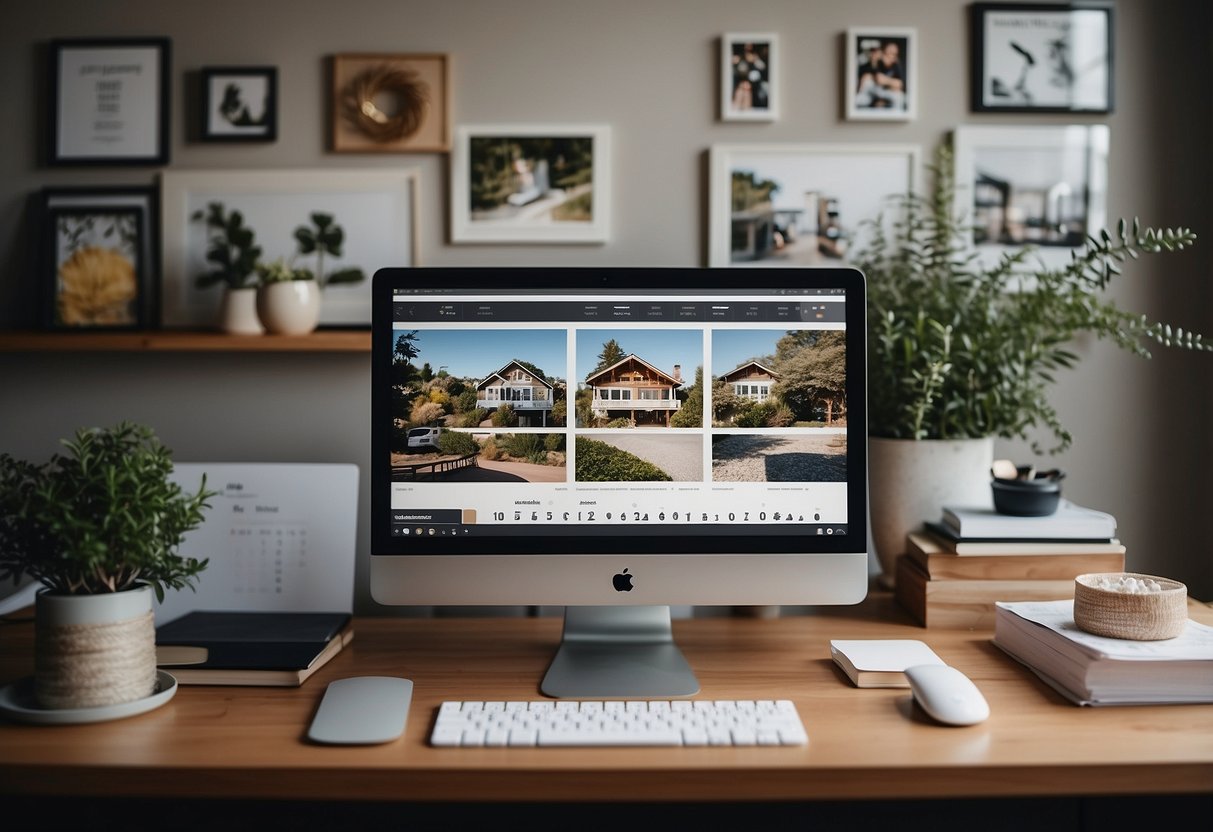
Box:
[829,639,946,688]
[992,600,1213,706]
[941,500,1116,541]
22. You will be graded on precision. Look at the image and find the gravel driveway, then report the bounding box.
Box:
[588,434,703,481]
[712,434,847,482]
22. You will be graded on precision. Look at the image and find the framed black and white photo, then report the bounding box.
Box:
[451,125,610,244]
[708,143,920,267]
[721,33,778,121]
[44,206,148,329]
[952,124,1110,270]
[201,66,277,142]
[845,27,917,121]
[970,3,1113,113]
[48,37,171,165]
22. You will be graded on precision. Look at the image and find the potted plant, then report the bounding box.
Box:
[192,202,264,335]
[254,257,321,335]
[0,422,213,710]
[853,142,1209,587]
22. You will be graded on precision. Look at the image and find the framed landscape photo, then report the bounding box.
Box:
[721,33,778,121]
[160,169,420,328]
[845,27,917,121]
[330,53,450,153]
[451,125,611,244]
[201,66,277,142]
[48,37,171,165]
[952,124,1109,271]
[970,3,1113,113]
[44,206,148,329]
[708,143,920,267]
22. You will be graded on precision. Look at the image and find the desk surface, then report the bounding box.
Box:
[2,593,1212,803]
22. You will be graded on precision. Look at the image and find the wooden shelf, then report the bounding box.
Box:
[0,329,371,353]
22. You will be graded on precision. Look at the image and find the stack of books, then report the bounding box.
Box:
[895,499,1126,629]
[993,599,1213,705]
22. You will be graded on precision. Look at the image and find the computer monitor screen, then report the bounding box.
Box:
[370,267,868,696]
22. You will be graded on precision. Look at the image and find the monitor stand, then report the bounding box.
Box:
[540,605,701,698]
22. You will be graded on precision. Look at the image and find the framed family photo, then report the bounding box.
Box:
[970,3,1113,113]
[708,143,920,267]
[43,205,149,329]
[952,124,1109,271]
[330,53,450,153]
[48,37,171,166]
[845,27,917,121]
[721,33,778,121]
[450,124,611,244]
[200,66,277,142]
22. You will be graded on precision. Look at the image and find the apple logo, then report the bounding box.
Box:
[612,568,634,592]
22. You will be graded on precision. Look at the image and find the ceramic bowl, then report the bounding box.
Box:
[991,476,1061,516]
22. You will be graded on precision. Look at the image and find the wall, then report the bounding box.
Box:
[0,0,1209,611]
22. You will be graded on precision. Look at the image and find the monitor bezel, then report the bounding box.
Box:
[370,266,867,558]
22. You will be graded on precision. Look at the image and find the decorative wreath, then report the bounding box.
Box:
[340,64,430,143]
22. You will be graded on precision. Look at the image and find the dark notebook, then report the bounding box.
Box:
[156,611,353,685]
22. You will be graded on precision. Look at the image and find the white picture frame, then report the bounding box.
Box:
[951,124,1109,271]
[160,169,419,328]
[845,27,917,121]
[721,33,779,121]
[708,143,921,267]
[450,124,611,244]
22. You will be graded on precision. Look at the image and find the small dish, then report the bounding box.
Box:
[0,669,177,725]
[1073,572,1188,640]
[991,477,1062,516]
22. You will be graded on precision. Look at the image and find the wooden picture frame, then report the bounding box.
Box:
[451,124,611,244]
[48,37,171,166]
[200,66,278,142]
[330,53,450,153]
[708,143,920,267]
[845,27,917,121]
[44,205,148,329]
[970,3,1114,113]
[721,33,779,121]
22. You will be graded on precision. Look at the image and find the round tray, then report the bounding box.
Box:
[0,670,177,725]
[1073,573,1187,640]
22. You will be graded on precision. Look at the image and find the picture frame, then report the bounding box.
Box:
[44,205,148,330]
[708,143,921,267]
[451,124,611,244]
[160,169,420,328]
[969,3,1113,113]
[48,37,171,166]
[200,66,278,142]
[330,53,450,153]
[951,124,1110,271]
[845,27,917,121]
[39,185,161,328]
[721,33,779,121]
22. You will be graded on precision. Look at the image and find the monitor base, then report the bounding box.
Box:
[540,605,701,699]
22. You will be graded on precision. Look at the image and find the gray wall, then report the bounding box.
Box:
[1,0,1210,611]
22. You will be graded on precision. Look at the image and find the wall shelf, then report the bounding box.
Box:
[0,330,371,353]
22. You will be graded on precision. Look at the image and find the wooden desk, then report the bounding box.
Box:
[2,593,1211,822]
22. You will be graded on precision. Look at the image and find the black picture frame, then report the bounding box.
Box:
[48,37,171,166]
[969,3,1113,114]
[43,205,149,330]
[200,66,278,142]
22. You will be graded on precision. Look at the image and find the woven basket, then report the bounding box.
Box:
[1073,573,1188,640]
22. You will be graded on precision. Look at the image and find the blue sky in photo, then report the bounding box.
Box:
[575,329,702,381]
[712,329,788,375]
[398,329,566,380]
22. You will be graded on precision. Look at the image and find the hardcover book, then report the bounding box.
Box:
[895,556,1074,629]
[940,500,1117,541]
[923,522,1121,555]
[906,531,1126,578]
[155,611,354,687]
[829,639,945,688]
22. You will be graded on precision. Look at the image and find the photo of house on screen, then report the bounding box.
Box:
[584,354,683,427]
[719,360,781,403]
[476,359,556,427]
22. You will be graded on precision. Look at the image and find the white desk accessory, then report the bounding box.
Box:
[904,664,990,726]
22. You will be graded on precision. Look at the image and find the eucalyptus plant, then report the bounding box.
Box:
[854,142,1208,454]
[192,202,262,290]
[0,422,214,598]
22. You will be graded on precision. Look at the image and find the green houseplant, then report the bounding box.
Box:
[853,142,1209,585]
[192,202,265,335]
[255,256,321,335]
[0,422,214,710]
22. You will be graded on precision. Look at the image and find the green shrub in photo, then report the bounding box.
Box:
[575,437,672,482]
[437,430,477,456]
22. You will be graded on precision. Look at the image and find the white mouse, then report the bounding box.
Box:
[904,664,989,726]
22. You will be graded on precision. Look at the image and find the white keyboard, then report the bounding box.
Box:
[429,699,808,747]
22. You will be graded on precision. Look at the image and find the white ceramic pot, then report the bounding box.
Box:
[218,286,265,335]
[34,583,157,710]
[256,281,321,335]
[868,436,995,588]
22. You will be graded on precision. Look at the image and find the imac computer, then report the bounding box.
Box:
[370,267,868,698]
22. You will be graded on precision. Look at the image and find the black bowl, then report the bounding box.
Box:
[991,478,1062,516]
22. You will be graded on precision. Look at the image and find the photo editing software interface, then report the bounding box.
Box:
[386,286,850,543]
